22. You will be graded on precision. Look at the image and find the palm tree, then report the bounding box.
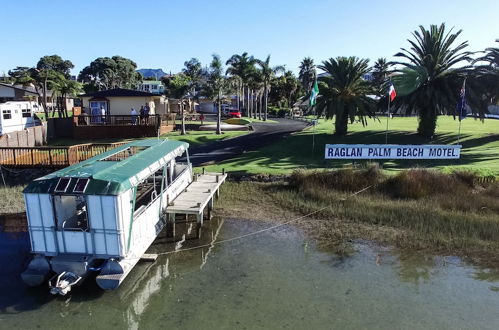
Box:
[298,57,316,94]
[207,54,227,135]
[474,40,499,104]
[392,23,474,137]
[247,68,264,120]
[226,52,256,115]
[372,58,391,96]
[256,55,285,121]
[55,79,83,117]
[281,70,300,108]
[316,57,375,136]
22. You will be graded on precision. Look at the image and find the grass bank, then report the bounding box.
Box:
[216,168,499,262]
[202,116,499,176]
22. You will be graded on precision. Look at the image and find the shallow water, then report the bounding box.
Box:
[1,219,499,329]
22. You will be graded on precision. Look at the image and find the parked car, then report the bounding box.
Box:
[227,109,241,118]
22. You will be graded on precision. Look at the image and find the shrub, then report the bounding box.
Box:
[267,106,279,117]
[381,169,457,199]
[289,164,383,193]
[277,108,289,118]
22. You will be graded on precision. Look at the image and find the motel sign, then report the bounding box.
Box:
[325,144,461,160]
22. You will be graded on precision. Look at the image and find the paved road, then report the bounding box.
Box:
[188,118,309,166]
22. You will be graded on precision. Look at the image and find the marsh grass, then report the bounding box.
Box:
[217,168,499,258]
[0,185,26,214]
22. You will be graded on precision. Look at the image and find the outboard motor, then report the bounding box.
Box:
[46,255,100,295]
[49,271,82,296]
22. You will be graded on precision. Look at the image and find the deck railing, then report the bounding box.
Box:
[0,142,130,168]
[75,114,161,128]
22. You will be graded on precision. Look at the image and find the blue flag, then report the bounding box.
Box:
[457,79,467,121]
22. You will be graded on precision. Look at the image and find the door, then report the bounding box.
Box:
[89,101,108,124]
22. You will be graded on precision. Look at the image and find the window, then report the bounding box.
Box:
[2,110,11,120]
[152,85,157,90]
[73,178,89,193]
[133,168,166,215]
[53,195,89,231]
[22,109,32,118]
[55,177,71,193]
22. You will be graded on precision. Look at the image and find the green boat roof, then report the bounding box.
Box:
[23,139,189,195]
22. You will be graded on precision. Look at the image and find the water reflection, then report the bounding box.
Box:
[117,217,225,329]
[1,218,499,329]
[393,251,440,286]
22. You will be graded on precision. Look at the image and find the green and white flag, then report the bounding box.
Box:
[309,80,319,106]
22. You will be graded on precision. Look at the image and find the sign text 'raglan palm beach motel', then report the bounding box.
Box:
[325,144,461,160]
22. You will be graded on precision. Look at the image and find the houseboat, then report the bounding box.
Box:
[21,139,193,295]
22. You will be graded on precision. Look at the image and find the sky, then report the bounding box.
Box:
[1,0,498,77]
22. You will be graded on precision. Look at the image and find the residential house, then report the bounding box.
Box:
[0,83,39,104]
[0,82,73,111]
[137,81,165,95]
[80,88,168,117]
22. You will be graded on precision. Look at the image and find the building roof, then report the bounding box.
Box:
[23,139,189,195]
[0,83,39,96]
[80,88,160,98]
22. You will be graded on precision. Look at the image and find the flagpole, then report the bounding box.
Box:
[385,96,390,145]
[310,80,318,155]
[457,77,466,145]
[457,119,462,145]
[312,120,315,154]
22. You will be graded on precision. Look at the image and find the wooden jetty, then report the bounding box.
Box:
[166,170,227,238]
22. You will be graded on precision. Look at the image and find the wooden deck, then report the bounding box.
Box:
[166,172,227,225]
[0,142,128,168]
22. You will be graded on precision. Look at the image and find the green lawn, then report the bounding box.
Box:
[36,110,73,121]
[201,116,499,176]
[49,130,248,148]
[161,130,248,148]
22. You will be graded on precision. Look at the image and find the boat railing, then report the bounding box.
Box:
[133,165,192,219]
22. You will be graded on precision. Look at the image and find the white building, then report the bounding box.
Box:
[137,81,165,95]
[0,101,41,134]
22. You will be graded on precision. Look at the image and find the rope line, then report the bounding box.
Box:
[0,165,31,174]
[151,185,373,257]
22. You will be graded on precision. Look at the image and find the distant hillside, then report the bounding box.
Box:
[137,68,167,79]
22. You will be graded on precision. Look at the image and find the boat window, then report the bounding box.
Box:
[134,168,165,214]
[100,146,149,162]
[73,178,89,193]
[55,178,71,193]
[53,195,89,231]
